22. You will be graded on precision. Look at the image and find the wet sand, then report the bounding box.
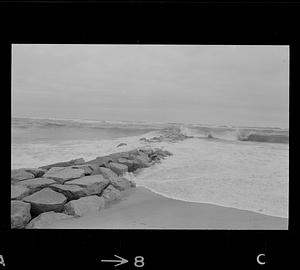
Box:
[46,187,288,229]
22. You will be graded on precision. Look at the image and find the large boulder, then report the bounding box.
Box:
[42,167,85,184]
[85,156,114,167]
[63,196,105,217]
[155,149,172,157]
[132,155,151,168]
[11,169,35,184]
[96,167,118,180]
[22,188,67,215]
[149,148,172,163]
[100,185,122,205]
[128,151,151,168]
[11,185,32,200]
[26,211,73,229]
[111,177,132,191]
[16,178,56,192]
[70,165,93,175]
[90,167,103,175]
[11,201,31,229]
[117,158,140,172]
[139,148,154,156]
[72,158,85,165]
[128,179,137,188]
[153,148,172,157]
[22,168,46,178]
[49,184,88,200]
[109,152,130,160]
[65,175,110,195]
[76,163,103,175]
[107,162,128,176]
[39,158,85,170]
[89,164,113,176]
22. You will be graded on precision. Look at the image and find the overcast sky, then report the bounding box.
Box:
[12,44,289,128]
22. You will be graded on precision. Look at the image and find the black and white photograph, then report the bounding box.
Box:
[11,44,289,230]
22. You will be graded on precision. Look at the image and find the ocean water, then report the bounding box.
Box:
[12,117,289,218]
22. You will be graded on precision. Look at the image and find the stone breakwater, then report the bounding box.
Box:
[11,147,172,229]
[140,127,193,143]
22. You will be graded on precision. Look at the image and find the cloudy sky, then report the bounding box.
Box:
[12,44,289,128]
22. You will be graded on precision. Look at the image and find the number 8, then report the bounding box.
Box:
[134,256,144,267]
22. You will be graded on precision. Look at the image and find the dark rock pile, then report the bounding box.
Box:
[11,147,172,229]
[139,127,193,143]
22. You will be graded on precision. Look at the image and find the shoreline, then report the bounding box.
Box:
[46,186,288,230]
[11,144,288,230]
[134,185,288,219]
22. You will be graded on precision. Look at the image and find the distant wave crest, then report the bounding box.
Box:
[179,126,289,144]
[12,117,165,131]
[237,132,289,144]
[12,117,289,144]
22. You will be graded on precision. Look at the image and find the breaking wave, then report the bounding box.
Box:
[12,117,289,145]
[179,125,289,144]
[12,117,170,130]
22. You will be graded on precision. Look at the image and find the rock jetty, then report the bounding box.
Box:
[11,147,172,229]
[139,127,193,143]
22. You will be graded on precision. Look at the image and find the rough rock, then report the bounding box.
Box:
[11,201,31,229]
[65,175,110,195]
[96,167,118,180]
[109,152,130,160]
[39,158,85,170]
[22,168,46,178]
[89,163,111,175]
[85,163,101,171]
[107,162,128,176]
[49,184,88,200]
[159,150,173,157]
[111,177,132,191]
[11,169,35,183]
[139,148,154,156]
[116,143,127,147]
[11,185,32,200]
[149,154,161,163]
[22,188,67,215]
[17,178,56,192]
[90,167,103,175]
[149,149,172,163]
[117,158,140,172]
[72,158,85,165]
[139,128,192,143]
[128,179,137,188]
[101,185,122,204]
[130,153,151,168]
[63,196,105,217]
[70,165,93,175]
[42,167,85,184]
[26,211,73,229]
[79,163,102,175]
[85,156,114,167]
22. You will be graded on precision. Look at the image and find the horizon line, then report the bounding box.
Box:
[11,115,289,130]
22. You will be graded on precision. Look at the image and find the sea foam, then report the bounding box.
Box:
[11,117,289,218]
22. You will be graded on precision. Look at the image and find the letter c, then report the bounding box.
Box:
[257,253,266,265]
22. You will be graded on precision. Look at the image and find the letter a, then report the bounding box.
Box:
[0,255,5,267]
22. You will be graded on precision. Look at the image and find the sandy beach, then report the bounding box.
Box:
[46,186,288,229]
